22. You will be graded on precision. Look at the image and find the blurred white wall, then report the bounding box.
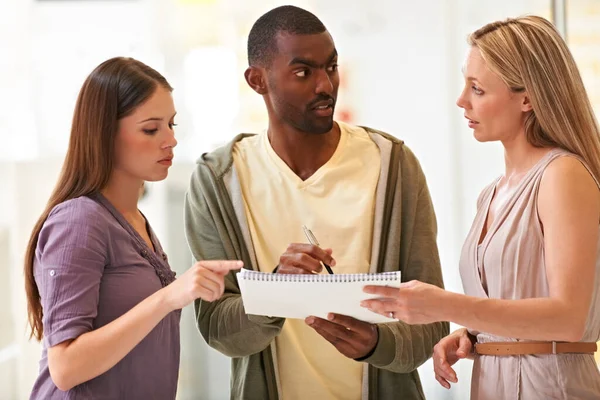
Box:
[2,0,598,399]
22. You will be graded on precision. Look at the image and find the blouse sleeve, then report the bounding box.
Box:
[34,198,109,348]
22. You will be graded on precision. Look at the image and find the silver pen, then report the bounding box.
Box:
[302,225,334,274]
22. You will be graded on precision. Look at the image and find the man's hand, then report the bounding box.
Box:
[276,243,336,274]
[305,313,378,359]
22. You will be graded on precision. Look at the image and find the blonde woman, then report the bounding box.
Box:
[362,16,600,399]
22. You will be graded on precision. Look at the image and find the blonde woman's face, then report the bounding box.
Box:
[456,47,530,143]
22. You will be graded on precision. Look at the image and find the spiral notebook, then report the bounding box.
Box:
[237,269,401,323]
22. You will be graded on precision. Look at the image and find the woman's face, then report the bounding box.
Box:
[113,86,177,183]
[456,46,530,143]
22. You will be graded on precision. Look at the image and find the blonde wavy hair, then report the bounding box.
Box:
[469,16,600,181]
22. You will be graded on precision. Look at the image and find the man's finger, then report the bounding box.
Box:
[277,264,311,275]
[280,251,321,273]
[306,317,353,347]
[306,316,356,342]
[326,313,371,333]
[294,253,323,272]
[289,243,336,266]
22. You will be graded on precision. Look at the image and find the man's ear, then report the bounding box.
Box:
[521,92,533,113]
[244,66,267,95]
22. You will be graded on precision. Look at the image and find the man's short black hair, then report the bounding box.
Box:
[247,5,327,67]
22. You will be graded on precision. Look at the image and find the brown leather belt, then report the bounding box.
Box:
[475,341,597,356]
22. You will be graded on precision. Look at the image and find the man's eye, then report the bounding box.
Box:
[295,70,308,78]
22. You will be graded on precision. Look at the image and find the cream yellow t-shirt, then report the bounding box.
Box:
[232,121,381,400]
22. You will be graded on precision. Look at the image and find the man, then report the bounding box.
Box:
[184,5,448,400]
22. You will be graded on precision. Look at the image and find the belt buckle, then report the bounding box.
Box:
[552,341,557,354]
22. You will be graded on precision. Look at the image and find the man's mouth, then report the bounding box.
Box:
[310,98,335,117]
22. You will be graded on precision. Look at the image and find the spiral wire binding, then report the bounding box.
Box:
[239,270,400,283]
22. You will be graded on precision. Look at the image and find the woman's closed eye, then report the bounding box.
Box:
[143,128,158,135]
[143,123,176,135]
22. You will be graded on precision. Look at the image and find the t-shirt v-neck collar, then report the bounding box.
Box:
[261,125,347,189]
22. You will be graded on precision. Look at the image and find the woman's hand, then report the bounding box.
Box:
[164,260,243,310]
[432,328,474,389]
[361,280,447,324]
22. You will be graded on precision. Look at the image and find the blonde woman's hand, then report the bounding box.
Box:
[163,260,243,311]
[433,328,474,389]
[361,280,446,324]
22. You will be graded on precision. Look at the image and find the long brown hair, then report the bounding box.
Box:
[468,16,600,181]
[25,57,172,341]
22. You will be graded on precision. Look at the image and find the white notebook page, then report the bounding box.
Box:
[237,269,401,323]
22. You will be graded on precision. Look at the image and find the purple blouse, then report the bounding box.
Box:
[30,194,181,400]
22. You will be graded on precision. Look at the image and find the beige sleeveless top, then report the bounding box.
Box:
[459,148,600,399]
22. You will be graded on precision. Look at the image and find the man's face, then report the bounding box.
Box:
[264,31,339,134]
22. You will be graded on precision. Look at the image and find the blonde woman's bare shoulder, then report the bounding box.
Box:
[542,155,599,190]
[539,155,600,219]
